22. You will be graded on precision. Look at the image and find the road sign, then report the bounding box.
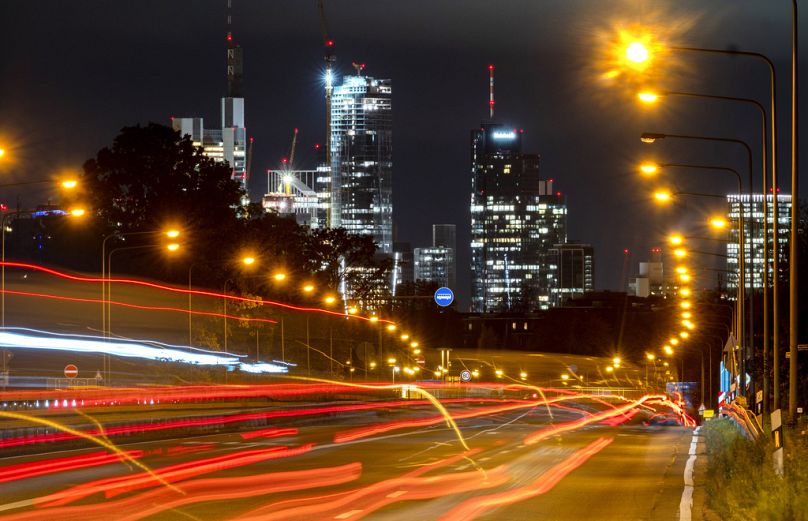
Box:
[703,409,715,418]
[64,364,78,379]
[460,370,471,382]
[698,403,705,416]
[434,287,454,307]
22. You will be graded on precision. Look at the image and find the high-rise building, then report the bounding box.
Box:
[391,242,413,296]
[412,224,457,290]
[171,27,248,193]
[433,224,456,251]
[726,194,791,292]
[414,247,455,289]
[548,242,594,306]
[470,123,567,312]
[330,71,393,254]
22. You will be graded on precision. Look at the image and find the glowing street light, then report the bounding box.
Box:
[670,338,679,346]
[664,345,673,355]
[69,208,86,217]
[626,41,650,63]
[646,353,656,361]
[166,243,180,252]
[61,179,78,190]
[561,373,570,380]
[682,311,692,319]
[680,331,690,339]
[605,366,614,373]
[471,369,479,378]
[680,301,692,309]
[386,324,396,331]
[639,163,659,176]
[369,315,379,323]
[273,272,286,281]
[495,369,504,378]
[680,274,691,283]
[679,288,691,297]
[673,248,687,259]
[347,307,358,315]
[637,91,659,103]
[653,190,672,203]
[675,266,688,275]
[324,295,336,305]
[612,357,621,366]
[241,256,256,266]
[520,371,527,380]
[709,217,728,229]
[410,341,419,348]
[165,229,181,239]
[669,234,684,246]
[400,333,410,341]
[302,284,315,293]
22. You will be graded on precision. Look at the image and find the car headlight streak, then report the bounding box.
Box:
[0,328,287,372]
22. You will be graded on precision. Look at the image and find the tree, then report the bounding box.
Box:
[82,123,246,234]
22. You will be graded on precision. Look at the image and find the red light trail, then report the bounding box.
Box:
[1,261,392,323]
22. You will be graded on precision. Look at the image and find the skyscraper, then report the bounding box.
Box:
[548,242,594,306]
[171,17,248,192]
[413,224,457,290]
[330,69,393,254]
[726,193,791,292]
[470,124,567,312]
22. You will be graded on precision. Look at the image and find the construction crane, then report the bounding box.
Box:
[281,128,299,194]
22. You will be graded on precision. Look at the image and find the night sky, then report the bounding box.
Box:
[1,1,804,308]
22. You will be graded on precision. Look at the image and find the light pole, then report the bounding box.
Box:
[2,210,31,328]
[789,0,799,421]
[670,44,784,412]
[639,87,773,412]
[642,132,755,396]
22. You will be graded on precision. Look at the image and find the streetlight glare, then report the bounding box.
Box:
[242,256,256,265]
[673,248,687,259]
[347,307,358,315]
[605,366,614,373]
[625,41,650,63]
[369,315,379,323]
[386,324,396,331]
[302,284,315,292]
[639,163,658,176]
[646,353,656,361]
[324,295,336,305]
[62,179,78,189]
[668,234,684,246]
[679,288,691,297]
[709,217,728,229]
[69,208,86,217]
[273,272,286,281]
[410,341,419,348]
[0,148,5,158]
[680,301,692,309]
[675,266,688,275]
[653,190,672,202]
[165,229,181,238]
[664,345,673,355]
[637,91,658,103]
[680,274,691,283]
[400,334,410,341]
[166,243,180,252]
[680,331,690,339]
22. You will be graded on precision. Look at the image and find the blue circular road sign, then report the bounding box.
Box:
[434,287,454,307]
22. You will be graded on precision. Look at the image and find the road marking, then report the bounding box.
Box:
[386,490,407,498]
[334,509,363,519]
[679,426,700,521]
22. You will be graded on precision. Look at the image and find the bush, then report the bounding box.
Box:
[703,418,808,520]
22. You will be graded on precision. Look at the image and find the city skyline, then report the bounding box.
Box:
[2,1,806,310]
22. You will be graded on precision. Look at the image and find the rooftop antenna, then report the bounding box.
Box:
[225,0,243,97]
[352,62,366,76]
[488,64,495,119]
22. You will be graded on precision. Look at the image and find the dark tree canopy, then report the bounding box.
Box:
[82,122,246,233]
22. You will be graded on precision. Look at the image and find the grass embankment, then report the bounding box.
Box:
[703,418,808,520]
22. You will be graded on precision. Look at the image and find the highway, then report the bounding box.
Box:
[0,385,698,520]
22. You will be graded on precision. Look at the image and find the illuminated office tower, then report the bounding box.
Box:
[171,22,248,192]
[330,68,393,254]
[470,123,567,312]
[726,193,791,293]
[548,242,594,306]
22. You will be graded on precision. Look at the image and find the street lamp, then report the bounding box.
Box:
[625,41,650,64]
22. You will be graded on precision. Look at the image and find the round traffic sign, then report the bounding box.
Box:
[434,287,454,307]
[64,364,78,379]
[460,370,471,382]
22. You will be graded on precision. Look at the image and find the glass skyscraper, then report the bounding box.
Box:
[726,194,791,292]
[470,123,567,312]
[330,73,393,254]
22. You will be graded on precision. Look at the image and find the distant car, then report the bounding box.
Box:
[646,413,682,426]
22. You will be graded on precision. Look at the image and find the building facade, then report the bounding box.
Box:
[726,194,792,292]
[470,123,567,312]
[414,246,455,289]
[171,32,248,192]
[548,242,594,306]
[330,73,393,254]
